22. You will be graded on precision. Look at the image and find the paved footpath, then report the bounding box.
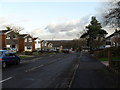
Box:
[71,52,120,88]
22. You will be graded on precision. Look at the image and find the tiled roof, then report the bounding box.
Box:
[0,30,10,34]
[106,30,120,39]
[19,34,28,37]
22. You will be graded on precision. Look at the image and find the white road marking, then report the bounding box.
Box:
[25,57,62,72]
[0,77,13,83]
[25,64,44,72]
[68,64,79,88]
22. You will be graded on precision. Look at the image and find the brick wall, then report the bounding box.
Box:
[32,39,35,51]
[18,37,25,52]
[0,34,6,49]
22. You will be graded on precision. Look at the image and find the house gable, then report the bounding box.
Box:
[105,30,120,47]
[0,30,18,49]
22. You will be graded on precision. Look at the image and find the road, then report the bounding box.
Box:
[2,53,79,88]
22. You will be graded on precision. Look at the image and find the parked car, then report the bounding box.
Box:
[0,50,20,68]
[62,49,69,53]
[49,49,57,53]
[2,47,17,53]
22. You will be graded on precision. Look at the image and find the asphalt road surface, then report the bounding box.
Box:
[2,53,79,88]
[71,52,120,88]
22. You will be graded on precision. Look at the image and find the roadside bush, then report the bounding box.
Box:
[24,51,33,55]
[32,52,40,56]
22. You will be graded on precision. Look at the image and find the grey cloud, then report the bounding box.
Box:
[31,16,91,40]
[45,19,86,34]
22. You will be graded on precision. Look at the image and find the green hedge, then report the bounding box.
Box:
[24,51,33,55]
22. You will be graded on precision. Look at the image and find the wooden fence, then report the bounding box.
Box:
[94,46,120,72]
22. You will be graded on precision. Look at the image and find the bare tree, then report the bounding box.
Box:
[103,0,120,29]
[4,24,24,34]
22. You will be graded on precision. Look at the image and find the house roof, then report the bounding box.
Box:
[47,40,72,47]
[19,34,28,38]
[0,30,11,34]
[0,30,17,35]
[33,37,38,40]
[80,33,88,38]
[106,30,120,39]
[19,34,33,38]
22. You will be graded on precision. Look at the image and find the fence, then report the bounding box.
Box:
[94,46,120,72]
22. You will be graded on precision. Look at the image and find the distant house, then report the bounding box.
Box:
[0,30,18,50]
[18,34,35,52]
[34,38,41,50]
[105,30,120,47]
[48,43,53,49]
[42,40,48,51]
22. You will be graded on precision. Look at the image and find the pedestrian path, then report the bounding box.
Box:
[71,52,119,88]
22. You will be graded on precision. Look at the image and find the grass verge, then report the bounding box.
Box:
[99,57,120,61]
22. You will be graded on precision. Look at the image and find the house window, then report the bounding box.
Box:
[13,35,17,39]
[27,46,32,49]
[29,38,32,42]
[6,34,10,39]
[106,42,111,45]
[38,41,40,44]
[117,34,120,37]
[25,38,27,42]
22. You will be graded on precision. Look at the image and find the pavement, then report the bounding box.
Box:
[70,51,120,88]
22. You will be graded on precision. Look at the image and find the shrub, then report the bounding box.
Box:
[32,52,40,56]
[24,51,33,55]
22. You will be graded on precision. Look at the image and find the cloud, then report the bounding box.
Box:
[45,19,85,33]
[31,17,90,40]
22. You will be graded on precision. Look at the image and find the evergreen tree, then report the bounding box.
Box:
[81,16,108,51]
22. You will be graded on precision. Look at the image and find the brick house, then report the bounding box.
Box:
[0,30,36,52]
[105,30,120,47]
[0,30,18,50]
[18,34,36,52]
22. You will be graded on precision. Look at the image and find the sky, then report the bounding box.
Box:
[0,0,113,40]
